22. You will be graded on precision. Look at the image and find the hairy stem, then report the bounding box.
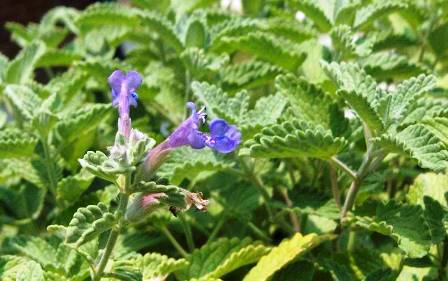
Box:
[279,187,301,232]
[93,193,129,281]
[207,216,225,243]
[41,139,58,197]
[328,162,341,208]
[329,156,356,179]
[340,150,373,220]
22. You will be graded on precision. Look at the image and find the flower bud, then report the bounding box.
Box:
[125,192,166,222]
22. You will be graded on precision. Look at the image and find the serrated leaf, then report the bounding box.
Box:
[407,173,448,208]
[243,233,333,281]
[247,120,346,160]
[330,25,372,59]
[10,237,58,268]
[133,181,188,209]
[350,200,432,258]
[4,41,46,84]
[37,49,82,67]
[220,60,283,92]
[276,74,332,128]
[0,130,37,158]
[4,85,42,121]
[322,61,384,133]
[0,183,45,220]
[354,0,408,28]
[56,171,94,206]
[158,147,234,185]
[79,151,131,182]
[54,104,112,146]
[362,52,427,80]
[53,203,116,248]
[139,11,184,53]
[374,124,448,171]
[181,47,229,79]
[211,32,306,71]
[0,256,43,281]
[177,237,268,280]
[141,252,187,279]
[376,74,436,128]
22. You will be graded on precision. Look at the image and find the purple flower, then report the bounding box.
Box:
[108,70,142,139]
[143,102,241,175]
[206,119,241,153]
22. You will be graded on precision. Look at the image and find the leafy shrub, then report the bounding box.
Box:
[1,0,448,280]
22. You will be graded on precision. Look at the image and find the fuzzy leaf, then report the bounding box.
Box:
[330,25,372,58]
[177,237,269,280]
[276,74,332,128]
[56,171,95,206]
[79,151,132,182]
[322,61,384,133]
[181,48,229,79]
[376,74,436,128]
[54,104,112,146]
[141,253,187,279]
[354,0,408,28]
[4,41,46,84]
[211,32,306,71]
[362,52,427,80]
[374,124,448,171]
[350,200,432,258]
[157,147,234,185]
[49,203,116,248]
[247,120,346,160]
[220,60,283,92]
[243,233,334,281]
[133,181,188,209]
[0,130,37,158]
[4,85,42,121]
[10,237,58,268]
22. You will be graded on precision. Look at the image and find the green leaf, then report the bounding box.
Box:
[376,74,436,128]
[407,172,448,208]
[56,171,95,206]
[138,11,184,53]
[49,203,116,248]
[0,183,45,220]
[330,25,372,59]
[54,104,112,146]
[184,19,207,48]
[361,52,427,80]
[4,41,46,84]
[0,130,37,158]
[158,147,234,185]
[246,120,346,160]
[133,181,188,209]
[181,47,229,79]
[211,32,306,70]
[220,60,283,92]
[354,0,408,28]
[192,81,286,138]
[350,200,432,258]
[177,237,269,280]
[79,151,132,182]
[0,256,43,281]
[4,85,42,121]
[276,74,332,128]
[37,49,82,67]
[243,233,334,281]
[141,252,187,279]
[322,61,384,133]
[374,124,448,171]
[11,237,58,268]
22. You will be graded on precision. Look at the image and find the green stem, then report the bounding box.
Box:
[347,230,356,252]
[208,216,225,243]
[328,162,341,208]
[248,222,272,244]
[161,226,189,258]
[184,70,191,119]
[41,139,58,197]
[93,193,129,281]
[340,150,373,220]
[329,156,356,179]
[179,213,195,251]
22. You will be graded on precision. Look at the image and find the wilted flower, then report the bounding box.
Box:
[143,102,241,175]
[108,70,142,139]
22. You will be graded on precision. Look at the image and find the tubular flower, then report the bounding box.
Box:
[143,102,241,175]
[108,70,142,139]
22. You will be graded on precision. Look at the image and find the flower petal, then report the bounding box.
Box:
[125,71,143,91]
[209,118,229,137]
[210,136,238,153]
[108,70,126,94]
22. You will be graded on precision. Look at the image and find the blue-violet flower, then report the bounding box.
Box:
[108,70,142,139]
[144,102,241,174]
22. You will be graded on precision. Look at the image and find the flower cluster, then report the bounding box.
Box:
[108,70,240,221]
[144,102,241,173]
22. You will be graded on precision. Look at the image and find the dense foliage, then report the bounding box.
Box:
[2,0,448,280]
